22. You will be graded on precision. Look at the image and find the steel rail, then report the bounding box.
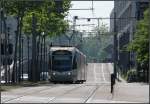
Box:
[48,84,86,103]
[3,84,59,103]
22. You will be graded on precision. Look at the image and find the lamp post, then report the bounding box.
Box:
[113,8,117,80]
[27,35,30,81]
[40,34,43,80]
[72,16,78,46]
[41,32,45,80]
[21,36,24,81]
[36,34,41,81]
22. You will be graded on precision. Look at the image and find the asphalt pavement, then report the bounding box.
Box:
[1,63,149,103]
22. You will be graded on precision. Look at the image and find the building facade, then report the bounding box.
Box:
[110,0,149,74]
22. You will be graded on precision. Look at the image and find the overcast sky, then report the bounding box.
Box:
[66,1,114,32]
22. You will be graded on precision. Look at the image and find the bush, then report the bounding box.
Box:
[127,69,137,82]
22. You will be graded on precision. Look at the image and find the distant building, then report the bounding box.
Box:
[0,16,33,63]
[0,16,17,65]
[110,0,149,74]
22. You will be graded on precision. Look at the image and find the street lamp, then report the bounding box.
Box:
[41,31,46,80]
[26,35,30,81]
[20,36,24,81]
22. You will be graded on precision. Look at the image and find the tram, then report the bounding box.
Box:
[49,46,87,83]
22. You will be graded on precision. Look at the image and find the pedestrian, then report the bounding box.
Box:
[111,73,115,93]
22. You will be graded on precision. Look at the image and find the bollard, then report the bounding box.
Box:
[111,73,115,93]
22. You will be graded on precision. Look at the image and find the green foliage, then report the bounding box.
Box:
[126,69,137,82]
[127,9,149,65]
[2,0,71,37]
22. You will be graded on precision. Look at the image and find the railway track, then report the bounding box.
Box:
[48,84,85,103]
[48,84,106,103]
[3,84,61,103]
[2,84,85,103]
[2,63,113,103]
[84,85,100,103]
[84,85,106,103]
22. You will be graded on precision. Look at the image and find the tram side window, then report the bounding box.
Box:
[73,56,77,69]
[49,55,51,69]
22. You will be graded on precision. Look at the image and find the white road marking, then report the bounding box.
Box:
[108,63,114,74]
[93,64,97,83]
[101,64,106,82]
[85,86,99,103]
[86,85,106,103]
[88,99,139,103]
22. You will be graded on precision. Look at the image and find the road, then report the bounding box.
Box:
[1,63,149,103]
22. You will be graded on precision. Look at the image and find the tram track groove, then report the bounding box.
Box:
[84,85,105,103]
[48,84,86,103]
[3,84,61,103]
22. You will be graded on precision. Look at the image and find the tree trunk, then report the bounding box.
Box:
[40,37,43,80]
[31,13,37,82]
[43,35,46,80]
[27,36,30,81]
[4,13,7,84]
[12,16,20,83]
[21,38,23,81]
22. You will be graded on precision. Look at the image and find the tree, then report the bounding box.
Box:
[2,0,71,40]
[127,8,149,82]
[22,0,71,36]
[127,9,149,67]
[1,0,71,82]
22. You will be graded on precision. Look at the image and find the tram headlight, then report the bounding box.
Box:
[52,72,56,75]
[68,72,71,75]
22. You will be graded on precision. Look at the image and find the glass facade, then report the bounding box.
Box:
[111,0,149,73]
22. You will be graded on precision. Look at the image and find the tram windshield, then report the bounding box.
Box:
[52,51,72,72]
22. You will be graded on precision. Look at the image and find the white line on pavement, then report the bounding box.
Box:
[85,85,104,103]
[93,64,97,83]
[101,64,106,82]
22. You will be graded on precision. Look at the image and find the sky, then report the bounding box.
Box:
[66,1,114,32]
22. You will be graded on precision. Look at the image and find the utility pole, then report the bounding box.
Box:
[43,34,46,80]
[73,16,77,46]
[21,37,23,81]
[27,36,30,81]
[41,36,43,80]
[97,18,101,39]
[0,2,3,83]
[114,11,117,79]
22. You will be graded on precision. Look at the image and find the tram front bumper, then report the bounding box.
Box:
[50,72,74,81]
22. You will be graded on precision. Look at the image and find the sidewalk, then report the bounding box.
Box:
[113,74,149,103]
[116,73,127,83]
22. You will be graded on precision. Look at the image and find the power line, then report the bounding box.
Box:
[74,17,136,20]
[69,0,147,1]
[69,8,94,10]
